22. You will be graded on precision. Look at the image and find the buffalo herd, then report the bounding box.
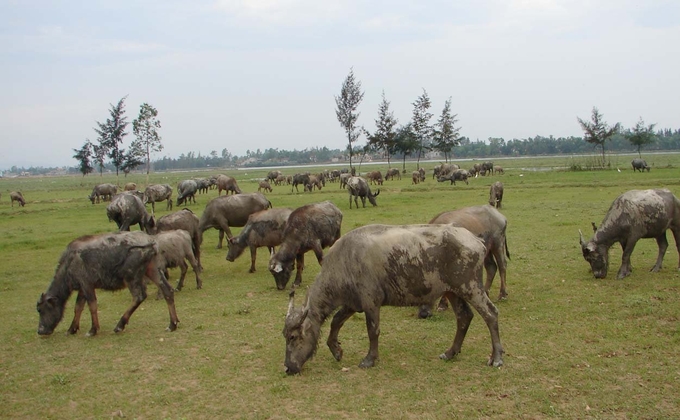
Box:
[31,157,671,375]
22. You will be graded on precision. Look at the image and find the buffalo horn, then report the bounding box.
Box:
[373,189,380,197]
[579,229,586,247]
[286,290,295,318]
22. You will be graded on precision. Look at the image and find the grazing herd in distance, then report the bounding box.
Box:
[22,157,676,375]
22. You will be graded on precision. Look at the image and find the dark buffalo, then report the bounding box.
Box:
[385,168,401,181]
[154,229,202,291]
[195,178,211,194]
[89,183,118,204]
[347,176,379,208]
[482,161,494,175]
[283,224,504,374]
[177,180,198,206]
[198,193,272,249]
[412,171,421,185]
[143,184,173,214]
[36,231,179,336]
[10,191,25,207]
[146,208,203,271]
[217,174,242,195]
[267,170,283,182]
[291,173,311,193]
[366,171,383,185]
[580,189,680,279]
[489,181,504,208]
[107,194,155,232]
[269,201,343,290]
[437,169,470,185]
[226,208,293,273]
[631,158,650,172]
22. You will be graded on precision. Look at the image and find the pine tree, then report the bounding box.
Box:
[72,140,94,176]
[335,68,364,171]
[432,98,461,162]
[577,107,620,167]
[94,96,129,178]
[132,103,163,184]
[411,89,433,169]
[626,117,656,157]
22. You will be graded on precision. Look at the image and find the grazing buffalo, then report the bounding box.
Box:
[143,184,173,214]
[437,169,470,185]
[339,173,350,189]
[282,224,504,374]
[195,178,212,194]
[418,167,426,182]
[366,171,384,186]
[495,166,505,175]
[10,191,25,207]
[89,183,118,204]
[291,173,311,193]
[631,158,650,172]
[217,174,241,195]
[347,176,379,208]
[258,180,273,193]
[267,170,283,182]
[482,161,494,175]
[385,168,401,181]
[580,189,680,279]
[153,229,202,291]
[489,181,504,209]
[412,171,421,185]
[198,193,272,249]
[124,182,137,191]
[107,194,155,232]
[306,175,323,192]
[226,208,293,273]
[146,208,203,271]
[36,231,179,336]
[177,180,198,206]
[420,205,510,318]
[269,201,343,290]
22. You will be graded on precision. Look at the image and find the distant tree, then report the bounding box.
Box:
[121,141,145,176]
[94,95,129,178]
[411,89,433,169]
[626,117,656,157]
[577,107,620,167]
[92,142,108,176]
[366,91,399,168]
[72,140,94,176]
[335,68,365,171]
[432,97,461,162]
[394,123,419,173]
[132,102,163,184]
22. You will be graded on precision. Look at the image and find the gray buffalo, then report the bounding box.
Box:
[106,194,155,232]
[282,224,504,374]
[198,193,272,249]
[143,184,173,214]
[89,183,118,204]
[489,181,504,209]
[36,231,179,336]
[346,176,379,208]
[631,158,650,172]
[579,189,680,279]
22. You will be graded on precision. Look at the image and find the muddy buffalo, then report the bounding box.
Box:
[580,189,680,279]
[36,231,179,336]
[198,193,272,249]
[346,176,379,208]
[107,194,155,232]
[282,224,504,374]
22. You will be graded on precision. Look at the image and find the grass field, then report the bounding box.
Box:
[1,153,679,419]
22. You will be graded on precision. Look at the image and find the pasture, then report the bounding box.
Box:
[1,153,679,419]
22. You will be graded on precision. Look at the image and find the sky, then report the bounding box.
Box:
[1,0,679,169]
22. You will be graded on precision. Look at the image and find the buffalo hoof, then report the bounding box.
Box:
[417,306,433,319]
[249,268,256,273]
[166,322,178,332]
[497,292,508,301]
[650,265,662,273]
[487,355,504,368]
[86,329,98,337]
[439,350,459,361]
[358,357,376,368]
[328,342,343,361]
[67,326,79,335]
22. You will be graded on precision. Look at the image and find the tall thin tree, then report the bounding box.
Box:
[411,89,433,169]
[577,107,620,167]
[132,103,163,184]
[625,117,656,158]
[94,95,129,179]
[72,140,94,177]
[371,91,399,168]
[335,68,364,171]
[432,98,461,162]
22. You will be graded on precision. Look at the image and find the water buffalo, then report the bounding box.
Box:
[177,180,198,206]
[495,166,505,175]
[143,184,173,214]
[631,158,650,172]
[421,205,510,317]
[339,173,350,189]
[153,229,202,291]
[195,178,211,194]
[217,174,241,195]
[107,194,155,232]
[489,181,504,208]
[282,224,504,374]
[347,176,379,208]
[198,193,272,249]
[412,171,421,184]
[89,183,118,204]
[482,161,494,175]
[291,173,310,193]
[36,231,179,336]
[306,175,323,192]
[124,182,137,191]
[580,189,680,279]
[267,170,283,182]
[269,201,343,290]
[437,169,470,185]
[258,180,273,193]
[385,168,401,181]
[10,191,25,207]
[366,171,384,185]
[226,208,293,273]
[146,208,203,271]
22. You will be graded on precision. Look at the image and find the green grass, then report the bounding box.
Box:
[1,154,680,419]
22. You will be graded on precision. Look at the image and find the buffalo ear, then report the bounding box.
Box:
[579,229,586,247]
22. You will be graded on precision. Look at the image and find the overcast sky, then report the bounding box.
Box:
[1,0,679,169]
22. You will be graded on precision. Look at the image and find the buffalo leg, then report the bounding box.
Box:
[651,232,669,272]
[216,222,234,249]
[187,252,202,290]
[175,262,188,291]
[114,275,147,333]
[439,293,474,360]
[617,239,638,279]
[85,294,101,337]
[249,245,257,273]
[359,308,381,368]
[483,254,498,296]
[453,285,503,367]
[671,227,680,270]
[67,291,88,335]
[293,253,305,287]
[326,306,356,362]
[146,266,179,331]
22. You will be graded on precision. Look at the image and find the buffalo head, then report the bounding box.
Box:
[579,229,609,279]
[36,293,65,336]
[269,255,295,290]
[282,290,315,375]
[367,189,380,207]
